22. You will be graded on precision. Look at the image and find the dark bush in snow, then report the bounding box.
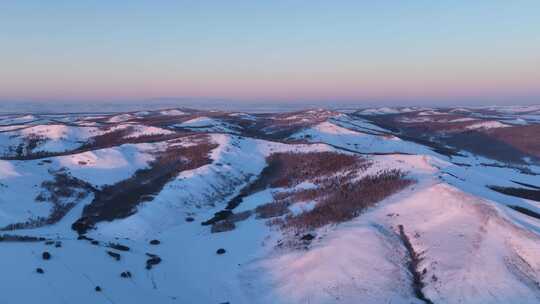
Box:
[95,286,102,292]
[255,201,290,219]
[107,251,121,261]
[42,252,51,260]
[216,248,226,255]
[0,234,46,242]
[300,233,315,241]
[108,243,130,251]
[149,239,160,245]
[228,210,252,223]
[211,220,235,233]
[120,271,132,278]
[202,210,233,226]
[146,254,162,269]
[36,268,44,274]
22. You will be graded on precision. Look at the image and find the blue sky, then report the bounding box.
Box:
[1,1,539,105]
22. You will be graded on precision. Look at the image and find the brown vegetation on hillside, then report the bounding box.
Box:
[1,169,95,231]
[206,150,412,234]
[279,169,413,231]
[73,135,217,234]
[485,124,540,158]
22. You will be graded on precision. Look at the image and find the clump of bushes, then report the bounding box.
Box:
[262,152,370,189]
[211,220,235,233]
[0,234,47,242]
[210,210,252,233]
[282,169,413,231]
[107,251,121,261]
[221,151,370,212]
[255,201,290,219]
[108,243,130,251]
[120,271,132,278]
[145,253,162,269]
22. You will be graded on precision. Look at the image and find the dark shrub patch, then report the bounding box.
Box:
[264,152,368,188]
[489,186,540,202]
[282,169,413,231]
[509,205,540,220]
[77,235,91,241]
[202,210,233,226]
[222,152,369,212]
[0,234,46,242]
[108,243,130,251]
[149,239,160,245]
[300,233,315,241]
[36,268,44,274]
[211,220,235,233]
[228,210,252,223]
[120,271,132,278]
[146,255,162,269]
[185,217,195,222]
[202,151,370,227]
[42,252,51,260]
[216,248,226,255]
[255,201,290,219]
[95,286,102,292]
[107,251,121,261]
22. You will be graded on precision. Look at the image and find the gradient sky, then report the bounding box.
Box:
[1,1,539,106]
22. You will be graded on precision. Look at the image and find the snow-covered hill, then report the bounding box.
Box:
[0,107,539,304]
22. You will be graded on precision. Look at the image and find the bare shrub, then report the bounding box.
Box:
[211,220,236,233]
[282,169,413,231]
[0,234,47,242]
[228,210,252,222]
[265,152,369,188]
[222,151,370,211]
[255,201,290,219]
[204,151,371,227]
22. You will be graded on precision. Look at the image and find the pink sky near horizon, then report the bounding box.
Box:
[1,1,539,105]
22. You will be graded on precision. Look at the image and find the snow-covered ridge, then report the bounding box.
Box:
[0,107,538,304]
[465,120,511,130]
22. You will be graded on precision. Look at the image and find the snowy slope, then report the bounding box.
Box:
[0,107,538,304]
[291,121,435,155]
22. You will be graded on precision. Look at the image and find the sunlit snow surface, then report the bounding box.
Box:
[0,106,538,304]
